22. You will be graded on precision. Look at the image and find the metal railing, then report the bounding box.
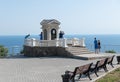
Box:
[6,46,23,56]
[6,44,120,56]
[86,44,120,53]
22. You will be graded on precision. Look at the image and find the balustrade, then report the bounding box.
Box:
[24,38,85,47]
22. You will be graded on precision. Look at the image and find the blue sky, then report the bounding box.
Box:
[0,0,120,35]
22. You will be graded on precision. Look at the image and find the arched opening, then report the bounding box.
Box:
[44,29,47,40]
[51,29,56,40]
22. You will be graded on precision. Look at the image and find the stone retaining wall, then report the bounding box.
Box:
[23,46,73,57]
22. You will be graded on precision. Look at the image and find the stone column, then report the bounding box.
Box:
[47,28,51,40]
[42,29,44,40]
[56,28,60,40]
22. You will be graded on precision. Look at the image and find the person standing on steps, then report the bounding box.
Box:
[94,38,98,54]
[97,40,101,53]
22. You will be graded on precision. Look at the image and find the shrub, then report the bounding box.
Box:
[0,45,8,57]
[105,50,116,53]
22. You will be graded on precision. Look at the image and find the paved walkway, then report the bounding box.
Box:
[0,54,120,82]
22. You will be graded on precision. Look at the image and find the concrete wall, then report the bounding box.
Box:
[23,46,73,57]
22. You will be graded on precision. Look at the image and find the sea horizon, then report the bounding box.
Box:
[0,34,120,54]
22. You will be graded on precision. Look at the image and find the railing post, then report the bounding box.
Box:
[31,38,36,47]
[56,40,59,47]
[72,38,75,46]
[81,38,86,47]
[12,46,14,56]
[63,38,68,47]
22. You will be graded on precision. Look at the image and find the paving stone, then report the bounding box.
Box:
[0,54,119,82]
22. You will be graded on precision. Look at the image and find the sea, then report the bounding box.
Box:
[0,35,120,54]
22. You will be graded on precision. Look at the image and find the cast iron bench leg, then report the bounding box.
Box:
[78,74,81,80]
[95,69,99,77]
[87,72,92,80]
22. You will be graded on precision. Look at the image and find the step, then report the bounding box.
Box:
[71,50,90,52]
[73,53,113,60]
[66,48,89,51]
[71,52,94,55]
[65,47,93,56]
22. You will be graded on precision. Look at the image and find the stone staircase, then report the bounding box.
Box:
[65,47,93,56]
[65,47,112,60]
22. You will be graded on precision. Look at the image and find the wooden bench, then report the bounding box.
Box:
[107,55,115,68]
[97,58,108,72]
[117,56,120,64]
[89,58,108,79]
[90,60,100,77]
[63,63,93,82]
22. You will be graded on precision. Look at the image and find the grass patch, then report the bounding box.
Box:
[96,67,120,82]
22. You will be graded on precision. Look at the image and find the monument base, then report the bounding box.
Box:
[23,46,72,57]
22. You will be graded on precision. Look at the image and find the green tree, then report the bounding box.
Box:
[0,45,8,57]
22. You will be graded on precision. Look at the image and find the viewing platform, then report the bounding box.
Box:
[24,36,90,58]
[23,19,89,58]
[23,19,115,60]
